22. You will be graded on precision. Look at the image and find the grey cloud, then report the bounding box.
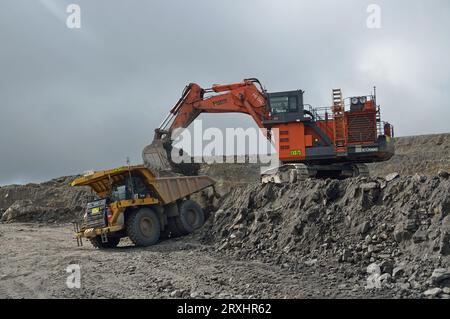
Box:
[0,0,449,184]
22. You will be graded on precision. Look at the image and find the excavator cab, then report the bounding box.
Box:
[266,90,305,124]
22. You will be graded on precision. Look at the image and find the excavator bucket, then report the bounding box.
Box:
[142,137,174,176]
[142,132,201,177]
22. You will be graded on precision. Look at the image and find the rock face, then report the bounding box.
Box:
[201,174,450,258]
[0,176,90,223]
[198,173,450,297]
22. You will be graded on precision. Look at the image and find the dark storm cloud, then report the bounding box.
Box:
[0,0,449,184]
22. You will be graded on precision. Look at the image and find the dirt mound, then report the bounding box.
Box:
[370,133,450,177]
[0,176,90,223]
[198,172,450,297]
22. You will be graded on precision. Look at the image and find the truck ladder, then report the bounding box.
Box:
[332,89,347,154]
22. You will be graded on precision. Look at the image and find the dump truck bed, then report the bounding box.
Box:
[153,175,215,204]
[71,165,216,204]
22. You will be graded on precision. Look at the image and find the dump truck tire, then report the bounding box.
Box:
[126,208,161,247]
[89,236,120,249]
[175,200,205,235]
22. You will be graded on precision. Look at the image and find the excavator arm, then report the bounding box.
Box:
[144,79,270,175]
[157,78,269,137]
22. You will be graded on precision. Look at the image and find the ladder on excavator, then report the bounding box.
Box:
[332,89,347,154]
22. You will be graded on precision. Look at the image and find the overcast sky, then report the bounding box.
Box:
[0,0,449,185]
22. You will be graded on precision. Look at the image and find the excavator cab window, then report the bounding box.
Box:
[267,90,303,115]
[269,96,298,113]
[264,90,305,124]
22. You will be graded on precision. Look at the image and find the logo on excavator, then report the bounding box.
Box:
[290,150,302,156]
[355,146,378,153]
[213,99,227,106]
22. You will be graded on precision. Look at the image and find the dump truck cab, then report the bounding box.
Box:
[71,165,216,248]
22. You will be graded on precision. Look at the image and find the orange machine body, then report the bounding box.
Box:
[271,103,379,163]
[274,123,308,162]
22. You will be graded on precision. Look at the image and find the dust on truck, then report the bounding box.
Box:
[71,165,216,248]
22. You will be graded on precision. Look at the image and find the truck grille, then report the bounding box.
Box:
[82,199,107,229]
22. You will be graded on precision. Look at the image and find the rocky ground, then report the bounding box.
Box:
[0,223,401,299]
[0,133,449,299]
[198,173,450,299]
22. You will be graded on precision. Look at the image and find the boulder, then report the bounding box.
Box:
[438,170,449,179]
[392,266,406,279]
[1,200,38,222]
[423,287,442,297]
[412,230,428,243]
[367,263,381,275]
[385,172,400,182]
[380,260,394,275]
[440,216,450,255]
[430,268,450,285]
[393,223,411,243]
[366,274,382,289]
[379,273,392,284]
[357,221,371,235]
[360,182,379,190]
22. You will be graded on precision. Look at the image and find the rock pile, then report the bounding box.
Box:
[0,176,90,223]
[199,171,450,298]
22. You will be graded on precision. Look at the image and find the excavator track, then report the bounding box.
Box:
[351,163,370,177]
[261,163,370,183]
[261,164,315,184]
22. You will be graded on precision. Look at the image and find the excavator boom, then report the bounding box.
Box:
[143,79,270,175]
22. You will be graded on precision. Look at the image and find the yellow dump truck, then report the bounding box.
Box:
[71,165,216,248]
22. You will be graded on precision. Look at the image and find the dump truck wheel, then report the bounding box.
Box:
[175,200,205,235]
[126,208,161,247]
[89,236,120,249]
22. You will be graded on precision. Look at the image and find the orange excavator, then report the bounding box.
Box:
[142,78,394,181]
